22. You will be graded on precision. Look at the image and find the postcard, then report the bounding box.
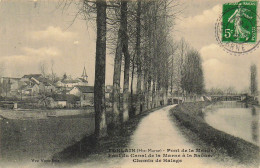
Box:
[0,0,259,168]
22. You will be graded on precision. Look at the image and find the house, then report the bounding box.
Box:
[55,66,88,90]
[39,81,56,94]
[19,84,40,96]
[69,86,94,107]
[53,95,67,108]
[52,94,80,108]
[69,85,115,107]
[60,79,83,88]
[56,78,88,90]
[37,94,80,108]
[69,86,92,96]
[22,74,56,94]
[21,74,42,82]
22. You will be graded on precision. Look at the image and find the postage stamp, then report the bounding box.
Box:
[222,1,257,43]
[215,0,260,55]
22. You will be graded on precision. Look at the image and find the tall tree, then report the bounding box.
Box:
[181,49,204,96]
[135,0,142,114]
[111,0,131,126]
[121,0,130,122]
[250,64,258,96]
[94,0,107,138]
[112,12,123,126]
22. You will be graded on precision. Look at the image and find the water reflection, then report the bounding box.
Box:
[205,102,259,146]
[251,107,259,143]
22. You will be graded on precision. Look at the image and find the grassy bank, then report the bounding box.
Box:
[0,108,115,163]
[170,102,259,165]
[0,115,95,163]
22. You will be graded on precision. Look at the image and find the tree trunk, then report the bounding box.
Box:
[152,79,156,108]
[122,0,130,122]
[136,0,142,115]
[156,83,160,107]
[130,60,135,117]
[142,71,148,111]
[147,75,152,109]
[94,0,107,139]
[112,27,123,126]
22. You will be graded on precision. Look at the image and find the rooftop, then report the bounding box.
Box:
[22,74,42,79]
[75,86,94,93]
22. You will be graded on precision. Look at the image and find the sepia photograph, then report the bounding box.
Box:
[0,0,259,168]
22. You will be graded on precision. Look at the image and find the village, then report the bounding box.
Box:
[0,66,113,109]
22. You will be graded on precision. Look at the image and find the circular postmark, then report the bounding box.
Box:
[215,2,260,55]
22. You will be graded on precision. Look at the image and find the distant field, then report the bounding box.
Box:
[0,108,94,119]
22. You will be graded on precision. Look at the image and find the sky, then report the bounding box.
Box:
[175,0,260,92]
[0,0,259,92]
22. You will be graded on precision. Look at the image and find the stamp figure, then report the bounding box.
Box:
[228,4,252,40]
[222,1,257,43]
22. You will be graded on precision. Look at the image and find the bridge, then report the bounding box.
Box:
[165,94,249,105]
[209,94,247,101]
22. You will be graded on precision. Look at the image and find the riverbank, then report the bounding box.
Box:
[170,102,259,167]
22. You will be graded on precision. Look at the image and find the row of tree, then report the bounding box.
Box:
[61,0,205,138]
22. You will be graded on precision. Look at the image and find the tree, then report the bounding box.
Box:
[173,38,189,99]
[250,64,258,96]
[94,0,107,138]
[39,62,48,78]
[50,60,57,83]
[135,0,142,115]
[121,0,131,122]
[112,0,127,126]
[225,86,236,95]
[181,49,204,96]
[59,0,181,131]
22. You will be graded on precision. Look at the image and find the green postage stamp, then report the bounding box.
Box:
[222,1,257,43]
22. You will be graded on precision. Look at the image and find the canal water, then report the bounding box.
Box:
[204,101,259,146]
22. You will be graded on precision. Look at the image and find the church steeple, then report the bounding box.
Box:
[81,66,88,82]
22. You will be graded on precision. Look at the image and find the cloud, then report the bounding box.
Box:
[0,47,61,77]
[200,44,260,91]
[174,4,222,50]
[177,5,221,29]
[30,26,77,41]
[1,47,61,63]
[22,47,60,57]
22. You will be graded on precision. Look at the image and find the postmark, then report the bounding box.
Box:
[215,0,260,55]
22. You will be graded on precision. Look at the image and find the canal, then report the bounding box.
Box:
[204,101,259,146]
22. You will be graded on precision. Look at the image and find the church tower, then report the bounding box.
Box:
[81,66,88,83]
